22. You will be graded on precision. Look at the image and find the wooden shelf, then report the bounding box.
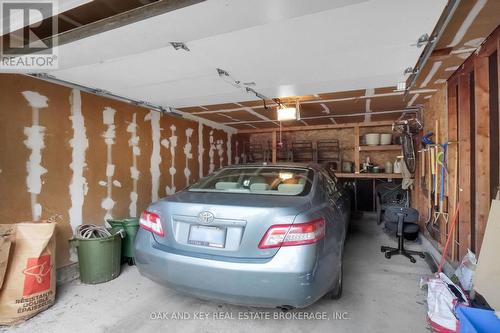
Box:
[336,172,403,179]
[358,144,402,152]
[252,121,402,174]
[238,120,395,134]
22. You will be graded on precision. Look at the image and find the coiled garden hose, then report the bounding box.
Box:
[76,224,112,239]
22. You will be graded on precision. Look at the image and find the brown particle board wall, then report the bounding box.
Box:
[245,126,399,169]
[0,74,233,268]
[247,129,356,163]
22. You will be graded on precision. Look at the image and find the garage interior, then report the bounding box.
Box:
[1,0,500,332]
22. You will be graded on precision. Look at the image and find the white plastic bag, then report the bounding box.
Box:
[454,249,476,291]
[426,273,469,332]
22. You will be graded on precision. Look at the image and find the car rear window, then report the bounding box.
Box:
[188,167,314,196]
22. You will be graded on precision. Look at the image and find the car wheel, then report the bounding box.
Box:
[328,259,343,300]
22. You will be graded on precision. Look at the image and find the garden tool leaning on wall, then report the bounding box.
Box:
[432,142,449,227]
[421,132,434,229]
[430,140,459,236]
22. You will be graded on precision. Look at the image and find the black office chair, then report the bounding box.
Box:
[376,182,408,225]
[380,206,425,263]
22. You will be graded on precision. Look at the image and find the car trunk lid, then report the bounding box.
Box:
[150,192,310,259]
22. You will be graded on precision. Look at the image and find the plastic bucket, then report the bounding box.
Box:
[365,133,380,146]
[380,133,392,145]
[107,218,139,262]
[74,230,122,284]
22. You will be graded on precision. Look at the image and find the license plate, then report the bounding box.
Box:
[188,225,226,248]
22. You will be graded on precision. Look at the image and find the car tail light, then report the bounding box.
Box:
[258,218,325,249]
[140,210,164,237]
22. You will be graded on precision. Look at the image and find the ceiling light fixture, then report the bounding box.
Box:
[275,100,300,121]
[277,107,297,121]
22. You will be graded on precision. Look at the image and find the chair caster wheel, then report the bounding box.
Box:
[384,252,391,259]
[419,253,425,258]
[381,248,386,253]
[410,257,416,263]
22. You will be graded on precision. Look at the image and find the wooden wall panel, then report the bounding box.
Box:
[458,73,473,258]
[426,27,500,259]
[474,56,491,255]
[352,127,359,170]
[446,80,458,248]
[498,39,500,194]
[447,79,459,259]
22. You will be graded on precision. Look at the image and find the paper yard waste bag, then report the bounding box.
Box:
[0,226,14,289]
[0,222,56,325]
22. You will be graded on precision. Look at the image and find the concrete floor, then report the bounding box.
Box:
[5,213,432,333]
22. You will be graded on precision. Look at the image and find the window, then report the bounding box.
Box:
[188,167,314,196]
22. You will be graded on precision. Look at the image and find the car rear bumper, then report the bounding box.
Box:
[134,229,328,308]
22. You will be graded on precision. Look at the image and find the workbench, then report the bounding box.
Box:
[336,173,403,211]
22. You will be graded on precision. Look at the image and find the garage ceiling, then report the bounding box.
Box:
[48,0,446,114]
[413,0,500,91]
[3,0,160,41]
[176,0,500,130]
[179,85,427,130]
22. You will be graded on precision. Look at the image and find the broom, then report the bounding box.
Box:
[437,203,460,274]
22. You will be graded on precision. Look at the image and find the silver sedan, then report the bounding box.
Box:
[135,163,350,309]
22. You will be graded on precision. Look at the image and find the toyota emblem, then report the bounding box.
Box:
[198,211,215,224]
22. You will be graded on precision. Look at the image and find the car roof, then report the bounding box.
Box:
[222,162,323,170]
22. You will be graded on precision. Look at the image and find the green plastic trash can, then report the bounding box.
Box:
[75,230,122,284]
[106,218,139,265]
